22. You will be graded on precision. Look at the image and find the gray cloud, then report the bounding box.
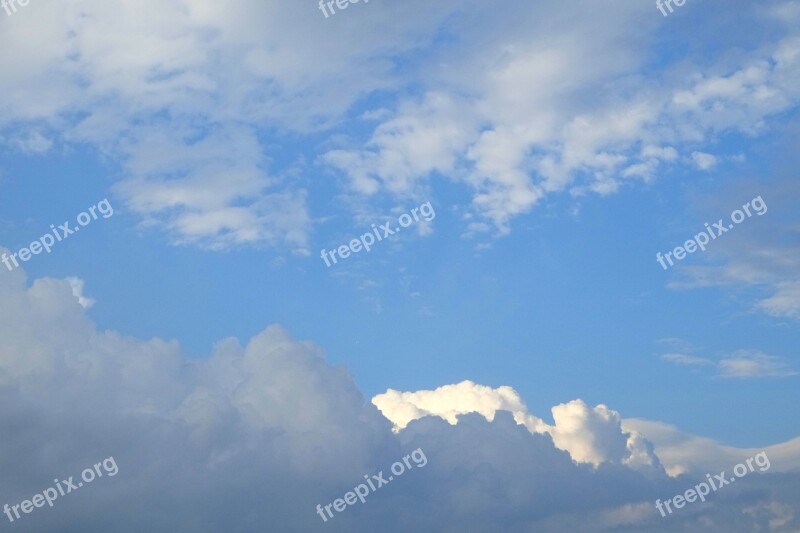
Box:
[0,262,799,531]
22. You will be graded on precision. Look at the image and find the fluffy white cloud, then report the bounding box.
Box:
[322,2,800,235]
[2,1,799,250]
[371,380,547,432]
[372,380,660,471]
[691,151,718,170]
[0,0,458,250]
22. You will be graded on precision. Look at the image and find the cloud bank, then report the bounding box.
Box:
[1,260,798,531]
[1,1,799,249]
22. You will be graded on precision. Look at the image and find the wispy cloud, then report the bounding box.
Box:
[660,353,714,366]
[667,177,800,322]
[718,350,799,379]
[662,348,797,379]
[756,280,800,319]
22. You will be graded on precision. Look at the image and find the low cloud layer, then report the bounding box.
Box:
[0,259,798,531]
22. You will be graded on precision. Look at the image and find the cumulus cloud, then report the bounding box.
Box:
[0,260,799,531]
[371,380,661,471]
[322,2,800,235]
[0,0,459,250]
[371,380,547,432]
[2,1,799,249]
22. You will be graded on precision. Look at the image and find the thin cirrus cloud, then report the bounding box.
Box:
[718,350,799,378]
[757,280,800,319]
[660,353,715,367]
[661,350,798,379]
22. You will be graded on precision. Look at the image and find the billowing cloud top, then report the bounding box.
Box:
[372,380,661,470]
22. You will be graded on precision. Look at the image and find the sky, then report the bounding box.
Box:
[0,0,799,531]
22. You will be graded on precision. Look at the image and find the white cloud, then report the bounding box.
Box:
[0,0,459,250]
[661,348,797,379]
[667,177,800,322]
[757,280,800,319]
[113,124,312,251]
[2,1,797,249]
[624,418,800,477]
[66,277,95,309]
[718,350,798,379]
[660,353,713,366]
[2,130,54,154]
[322,3,800,236]
[371,380,547,432]
[545,400,654,469]
[691,151,718,170]
[371,380,661,471]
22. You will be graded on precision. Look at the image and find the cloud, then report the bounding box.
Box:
[371,380,661,471]
[2,1,799,249]
[1,130,53,154]
[757,280,800,319]
[691,151,718,170]
[661,348,797,379]
[111,124,311,251]
[718,350,799,378]
[660,353,714,366]
[667,174,800,322]
[0,0,460,250]
[0,260,799,531]
[65,277,95,309]
[371,380,547,432]
[322,2,800,235]
[623,418,800,478]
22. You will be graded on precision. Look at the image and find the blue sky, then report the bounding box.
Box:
[1,0,799,531]
[2,108,796,446]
